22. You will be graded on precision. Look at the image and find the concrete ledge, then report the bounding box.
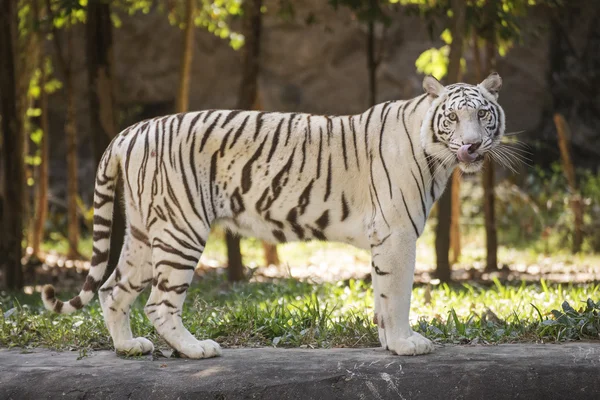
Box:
[1,343,599,399]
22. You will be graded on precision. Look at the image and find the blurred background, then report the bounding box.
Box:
[1,0,599,349]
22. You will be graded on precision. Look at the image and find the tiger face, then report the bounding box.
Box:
[421,73,505,173]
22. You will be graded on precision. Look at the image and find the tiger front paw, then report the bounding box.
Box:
[386,331,435,356]
[115,337,154,356]
[176,339,222,359]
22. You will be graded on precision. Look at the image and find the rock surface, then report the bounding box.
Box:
[1,343,599,399]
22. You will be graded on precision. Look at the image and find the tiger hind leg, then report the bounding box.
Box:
[144,237,221,359]
[99,231,154,356]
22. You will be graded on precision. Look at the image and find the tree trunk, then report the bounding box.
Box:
[435,186,452,283]
[483,21,498,272]
[86,0,124,277]
[177,0,195,113]
[263,241,280,266]
[17,2,42,253]
[226,0,263,282]
[32,57,50,257]
[435,0,466,282]
[553,114,583,253]
[449,170,461,263]
[0,0,25,289]
[64,25,80,259]
[367,19,377,107]
[483,158,497,271]
[226,233,244,282]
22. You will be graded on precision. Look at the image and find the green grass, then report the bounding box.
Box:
[1,276,599,353]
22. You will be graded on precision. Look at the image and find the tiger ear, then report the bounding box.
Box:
[480,72,502,100]
[423,75,445,98]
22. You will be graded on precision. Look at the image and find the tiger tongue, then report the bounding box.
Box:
[457,144,479,163]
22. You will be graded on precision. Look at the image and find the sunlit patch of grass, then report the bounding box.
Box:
[1,277,598,353]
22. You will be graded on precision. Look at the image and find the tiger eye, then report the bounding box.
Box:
[478,109,487,118]
[448,112,457,121]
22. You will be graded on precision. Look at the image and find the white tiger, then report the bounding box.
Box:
[43,73,505,358]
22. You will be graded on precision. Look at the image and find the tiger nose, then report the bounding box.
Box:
[464,141,482,154]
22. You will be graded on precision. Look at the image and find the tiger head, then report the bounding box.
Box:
[420,72,505,173]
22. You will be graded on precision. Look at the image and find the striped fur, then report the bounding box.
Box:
[43,74,506,358]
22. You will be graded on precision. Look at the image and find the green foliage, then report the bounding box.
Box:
[45,0,87,28]
[24,57,62,170]
[414,28,466,79]
[406,0,561,79]
[164,0,245,50]
[537,299,600,341]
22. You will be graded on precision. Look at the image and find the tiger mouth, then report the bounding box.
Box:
[461,154,484,163]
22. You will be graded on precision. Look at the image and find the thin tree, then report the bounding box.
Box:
[553,114,583,253]
[32,58,51,257]
[31,0,50,257]
[434,0,466,282]
[46,0,80,258]
[176,0,195,113]
[0,0,25,289]
[86,0,124,276]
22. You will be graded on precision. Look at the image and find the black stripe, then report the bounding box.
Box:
[341,193,350,221]
[241,135,269,194]
[324,155,332,201]
[202,109,218,123]
[402,110,426,198]
[401,190,419,238]
[199,113,222,153]
[155,260,196,271]
[153,239,198,263]
[424,149,436,201]
[299,135,307,173]
[93,230,111,241]
[371,233,391,248]
[253,112,265,140]
[285,113,297,146]
[219,127,234,157]
[221,110,242,128]
[93,188,113,208]
[411,94,428,114]
[229,115,250,149]
[378,104,393,198]
[297,179,315,215]
[187,112,203,139]
[369,157,389,227]
[411,170,427,220]
[93,214,112,227]
[267,118,284,162]
[315,210,330,230]
[363,106,375,157]
[373,263,390,276]
[317,127,323,179]
[340,118,348,170]
[349,116,360,170]
[179,144,205,225]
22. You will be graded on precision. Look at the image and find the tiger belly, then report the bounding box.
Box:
[218,203,370,250]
